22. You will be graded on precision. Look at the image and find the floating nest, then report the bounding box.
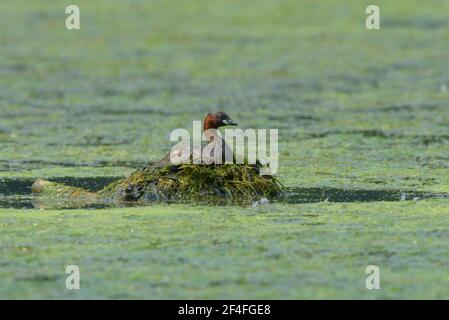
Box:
[32,163,283,207]
[100,163,282,203]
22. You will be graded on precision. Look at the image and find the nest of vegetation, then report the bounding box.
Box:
[99,163,282,203]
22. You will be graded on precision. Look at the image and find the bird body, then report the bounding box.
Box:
[156,111,238,167]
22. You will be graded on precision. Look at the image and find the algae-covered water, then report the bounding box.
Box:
[1,0,449,299]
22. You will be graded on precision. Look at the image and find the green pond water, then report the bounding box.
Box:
[0,0,449,299]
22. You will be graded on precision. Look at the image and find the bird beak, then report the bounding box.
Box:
[223,119,238,126]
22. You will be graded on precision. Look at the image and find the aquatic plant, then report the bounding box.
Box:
[32,179,99,201]
[31,163,283,206]
[99,163,283,203]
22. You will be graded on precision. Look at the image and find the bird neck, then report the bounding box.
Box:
[203,117,220,141]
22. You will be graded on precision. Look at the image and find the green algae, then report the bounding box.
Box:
[0,0,449,299]
[1,200,449,299]
[0,0,448,193]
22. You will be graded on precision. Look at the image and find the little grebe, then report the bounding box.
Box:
[156,111,238,166]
